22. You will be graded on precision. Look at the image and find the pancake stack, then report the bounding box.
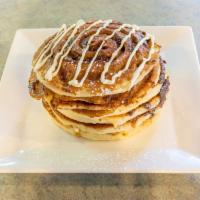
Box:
[29,19,169,140]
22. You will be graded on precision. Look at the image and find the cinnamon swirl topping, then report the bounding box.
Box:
[33,19,155,90]
[29,19,170,140]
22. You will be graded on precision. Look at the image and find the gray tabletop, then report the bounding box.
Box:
[0,0,200,199]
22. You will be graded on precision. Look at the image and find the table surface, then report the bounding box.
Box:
[0,0,200,199]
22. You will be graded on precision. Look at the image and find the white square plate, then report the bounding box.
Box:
[0,26,200,173]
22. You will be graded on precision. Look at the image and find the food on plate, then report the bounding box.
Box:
[29,19,169,140]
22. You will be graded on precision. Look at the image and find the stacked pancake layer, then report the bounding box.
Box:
[29,19,170,140]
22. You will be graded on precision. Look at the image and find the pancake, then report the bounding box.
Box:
[33,20,161,97]
[43,78,169,129]
[43,61,157,105]
[35,52,160,97]
[56,81,163,113]
[28,19,170,140]
[42,97,159,136]
[43,97,158,141]
[42,79,169,136]
[57,96,160,127]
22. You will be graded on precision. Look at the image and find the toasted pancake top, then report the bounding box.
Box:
[31,20,161,97]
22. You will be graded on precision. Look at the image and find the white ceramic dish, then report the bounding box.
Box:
[0,26,200,172]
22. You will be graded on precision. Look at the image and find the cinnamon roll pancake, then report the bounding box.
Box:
[29,19,170,140]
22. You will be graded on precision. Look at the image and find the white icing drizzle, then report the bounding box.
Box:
[102,34,154,85]
[34,28,64,65]
[68,19,113,87]
[45,19,86,80]
[34,19,155,91]
[34,24,73,71]
[100,25,139,84]
[128,34,155,90]
[46,20,103,81]
[71,23,138,87]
